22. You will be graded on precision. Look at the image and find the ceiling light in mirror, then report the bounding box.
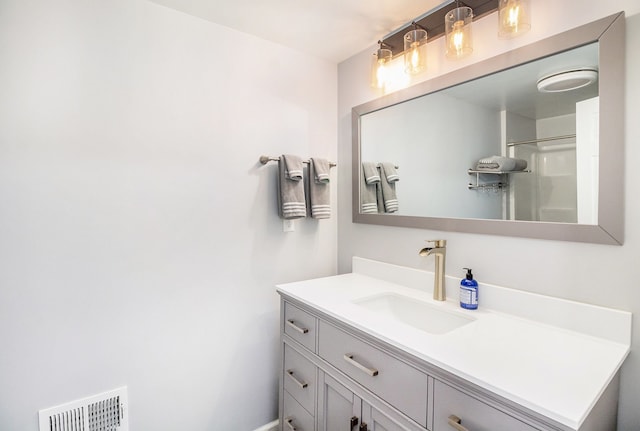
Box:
[445,6,474,60]
[537,68,599,93]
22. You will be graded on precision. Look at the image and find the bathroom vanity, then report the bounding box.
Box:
[277,258,630,431]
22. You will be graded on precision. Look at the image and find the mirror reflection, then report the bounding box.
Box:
[360,42,599,224]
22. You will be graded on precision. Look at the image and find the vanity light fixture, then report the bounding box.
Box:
[536,68,599,93]
[498,0,531,38]
[445,5,474,59]
[369,0,533,89]
[404,22,428,74]
[370,41,393,89]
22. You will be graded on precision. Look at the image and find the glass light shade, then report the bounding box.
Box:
[370,48,392,89]
[498,0,531,38]
[404,29,428,74]
[445,7,473,59]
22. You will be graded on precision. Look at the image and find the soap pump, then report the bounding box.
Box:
[460,268,478,310]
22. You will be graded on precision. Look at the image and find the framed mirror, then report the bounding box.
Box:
[352,12,625,245]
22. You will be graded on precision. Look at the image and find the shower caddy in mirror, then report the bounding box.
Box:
[467,169,530,191]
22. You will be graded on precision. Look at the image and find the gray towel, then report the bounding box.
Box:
[283,154,304,180]
[308,158,331,219]
[380,162,399,183]
[362,161,380,184]
[378,163,398,213]
[360,164,379,214]
[311,158,330,184]
[278,156,306,219]
[475,156,528,172]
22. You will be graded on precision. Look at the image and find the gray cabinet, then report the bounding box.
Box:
[318,372,411,431]
[318,320,428,427]
[279,296,619,431]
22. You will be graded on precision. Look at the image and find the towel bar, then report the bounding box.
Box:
[259,155,336,167]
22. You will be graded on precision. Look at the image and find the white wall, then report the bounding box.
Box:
[0,1,337,430]
[338,1,640,430]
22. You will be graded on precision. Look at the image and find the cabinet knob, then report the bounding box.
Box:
[350,416,359,429]
[359,422,368,431]
[448,415,470,431]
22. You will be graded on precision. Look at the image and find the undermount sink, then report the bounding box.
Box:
[353,293,475,335]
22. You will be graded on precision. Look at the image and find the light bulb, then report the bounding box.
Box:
[452,21,465,54]
[498,0,530,38]
[445,7,473,60]
[508,5,520,30]
[370,47,392,89]
[404,28,427,74]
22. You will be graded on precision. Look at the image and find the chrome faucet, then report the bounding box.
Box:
[419,240,447,301]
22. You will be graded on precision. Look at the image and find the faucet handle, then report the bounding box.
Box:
[426,239,446,247]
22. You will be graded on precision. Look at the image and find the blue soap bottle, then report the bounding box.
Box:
[460,268,478,310]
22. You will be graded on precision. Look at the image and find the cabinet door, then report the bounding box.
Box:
[361,401,415,431]
[318,372,361,431]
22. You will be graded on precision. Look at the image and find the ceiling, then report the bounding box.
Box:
[148,0,445,62]
[443,42,599,120]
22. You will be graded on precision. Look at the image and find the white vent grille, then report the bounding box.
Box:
[38,387,128,431]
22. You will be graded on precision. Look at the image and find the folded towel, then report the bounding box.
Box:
[475,156,528,172]
[311,158,330,184]
[278,156,306,219]
[378,164,398,213]
[360,165,379,214]
[283,154,304,180]
[376,175,385,213]
[308,158,331,219]
[362,161,380,185]
[379,162,399,183]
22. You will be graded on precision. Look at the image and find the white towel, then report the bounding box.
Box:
[476,156,528,172]
[360,163,379,214]
[308,158,331,219]
[278,155,306,219]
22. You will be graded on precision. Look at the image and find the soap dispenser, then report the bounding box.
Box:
[460,268,478,310]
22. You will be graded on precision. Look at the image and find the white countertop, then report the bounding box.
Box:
[276,258,631,430]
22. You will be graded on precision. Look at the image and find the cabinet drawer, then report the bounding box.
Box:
[284,344,316,416]
[318,320,428,427]
[284,302,317,353]
[284,390,315,431]
[433,380,538,431]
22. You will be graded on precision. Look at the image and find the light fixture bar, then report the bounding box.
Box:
[381,0,498,56]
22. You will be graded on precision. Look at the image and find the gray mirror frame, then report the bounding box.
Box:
[352,12,625,245]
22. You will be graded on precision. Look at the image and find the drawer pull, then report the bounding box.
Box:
[284,417,297,431]
[286,369,308,389]
[448,415,470,431]
[343,354,379,377]
[286,319,309,334]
